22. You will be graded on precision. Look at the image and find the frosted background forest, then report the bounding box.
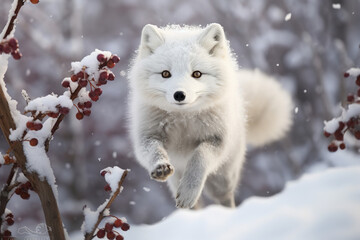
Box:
[0,0,360,237]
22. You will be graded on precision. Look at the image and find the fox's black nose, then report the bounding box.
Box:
[174,91,186,102]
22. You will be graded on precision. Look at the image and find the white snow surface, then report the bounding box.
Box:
[0,152,3,164]
[76,166,360,240]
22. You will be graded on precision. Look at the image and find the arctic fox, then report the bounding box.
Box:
[128,23,292,209]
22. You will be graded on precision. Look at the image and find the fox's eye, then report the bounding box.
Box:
[192,71,202,78]
[161,70,171,78]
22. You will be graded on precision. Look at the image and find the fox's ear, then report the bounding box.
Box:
[139,24,164,58]
[198,23,226,56]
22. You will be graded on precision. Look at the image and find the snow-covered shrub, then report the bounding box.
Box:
[0,1,128,239]
[324,68,360,152]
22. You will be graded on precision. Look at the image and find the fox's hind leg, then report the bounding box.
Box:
[204,156,243,208]
[204,173,236,207]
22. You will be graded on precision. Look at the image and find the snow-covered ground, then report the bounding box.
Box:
[71,165,360,240]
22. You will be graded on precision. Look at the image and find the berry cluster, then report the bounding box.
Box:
[14,181,33,200]
[324,73,360,152]
[25,104,70,147]
[1,212,14,239]
[0,38,21,60]
[96,218,130,240]
[62,53,119,120]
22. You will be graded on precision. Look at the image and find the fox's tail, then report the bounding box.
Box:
[239,69,293,147]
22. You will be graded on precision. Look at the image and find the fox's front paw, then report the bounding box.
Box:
[175,182,202,209]
[150,163,174,182]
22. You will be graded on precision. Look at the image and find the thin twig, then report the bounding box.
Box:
[84,170,128,240]
[0,164,18,233]
[2,0,25,40]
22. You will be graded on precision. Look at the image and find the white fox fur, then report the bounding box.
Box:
[128,23,293,208]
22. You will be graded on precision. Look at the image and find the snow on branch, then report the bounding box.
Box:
[324,68,360,152]
[83,168,129,240]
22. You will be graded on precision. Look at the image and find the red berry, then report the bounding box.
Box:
[91,95,99,101]
[84,101,92,108]
[47,112,59,118]
[76,71,85,79]
[3,230,11,236]
[114,219,123,228]
[15,187,22,195]
[20,192,30,199]
[104,184,111,192]
[79,80,88,87]
[338,121,345,131]
[347,94,355,102]
[121,222,130,231]
[83,109,91,116]
[78,102,85,109]
[347,118,355,128]
[101,170,107,177]
[8,38,17,49]
[24,181,32,189]
[6,213,13,219]
[328,143,338,152]
[107,60,115,68]
[116,235,124,240]
[323,131,331,138]
[6,218,14,226]
[96,229,106,238]
[108,73,115,81]
[107,232,116,240]
[26,121,35,129]
[29,138,38,147]
[344,72,350,78]
[357,89,360,97]
[334,130,343,141]
[355,131,360,140]
[105,223,114,232]
[89,91,97,98]
[98,78,107,85]
[99,71,108,81]
[3,45,11,54]
[97,54,106,62]
[71,75,78,82]
[62,80,70,88]
[30,0,39,4]
[94,88,102,96]
[11,51,22,60]
[33,123,43,131]
[356,76,360,87]
[112,55,120,63]
[339,143,346,150]
[76,112,84,120]
[59,107,70,115]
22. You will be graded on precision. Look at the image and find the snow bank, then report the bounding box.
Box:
[92,166,359,240]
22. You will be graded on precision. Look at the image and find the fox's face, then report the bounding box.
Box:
[130,24,235,112]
